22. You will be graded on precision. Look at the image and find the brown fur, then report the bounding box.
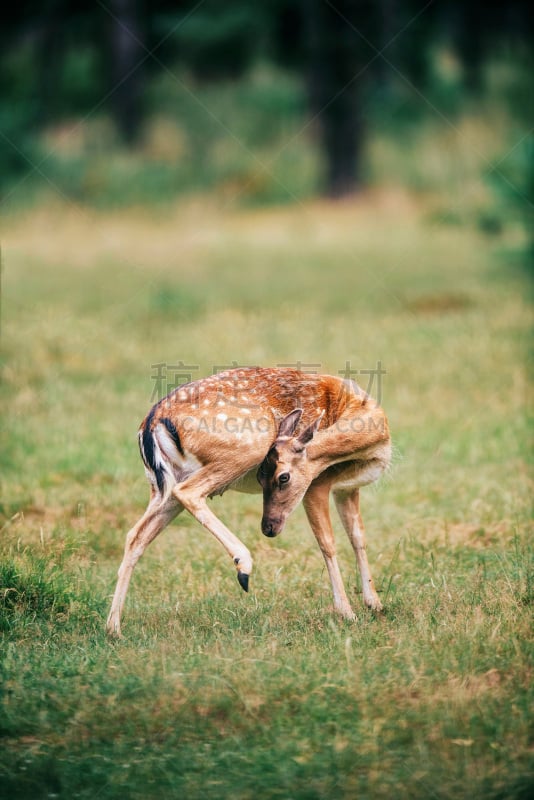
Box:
[107,368,391,635]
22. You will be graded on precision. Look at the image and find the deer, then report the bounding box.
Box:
[106,367,391,637]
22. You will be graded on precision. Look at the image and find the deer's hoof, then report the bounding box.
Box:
[237,571,249,592]
[106,622,123,639]
[364,593,383,612]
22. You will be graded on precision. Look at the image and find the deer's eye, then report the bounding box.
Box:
[279,472,290,486]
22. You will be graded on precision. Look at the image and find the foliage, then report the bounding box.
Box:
[0,1,532,196]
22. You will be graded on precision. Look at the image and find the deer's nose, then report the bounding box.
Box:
[261,517,280,537]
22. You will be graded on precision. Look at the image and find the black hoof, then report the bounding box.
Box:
[237,571,249,592]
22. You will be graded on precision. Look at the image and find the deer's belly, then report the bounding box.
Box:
[227,466,263,494]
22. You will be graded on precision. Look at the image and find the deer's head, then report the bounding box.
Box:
[257,408,323,537]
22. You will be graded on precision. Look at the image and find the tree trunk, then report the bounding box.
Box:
[322,88,363,197]
[304,0,374,197]
[109,0,144,144]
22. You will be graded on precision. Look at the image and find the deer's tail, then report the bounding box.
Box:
[138,404,184,498]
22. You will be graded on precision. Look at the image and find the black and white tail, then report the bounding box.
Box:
[137,403,184,497]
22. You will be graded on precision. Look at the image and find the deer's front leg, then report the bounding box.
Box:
[302,480,355,621]
[334,488,383,611]
[172,474,253,591]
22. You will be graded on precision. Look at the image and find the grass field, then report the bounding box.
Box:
[0,178,532,798]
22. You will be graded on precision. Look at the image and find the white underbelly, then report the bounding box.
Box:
[335,440,391,491]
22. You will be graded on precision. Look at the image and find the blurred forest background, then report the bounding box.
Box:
[0,0,532,225]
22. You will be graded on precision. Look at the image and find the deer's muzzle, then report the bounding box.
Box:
[261,516,283,537]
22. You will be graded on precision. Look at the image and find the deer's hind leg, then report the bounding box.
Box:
[106,491,182,637]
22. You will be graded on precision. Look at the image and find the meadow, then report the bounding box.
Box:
[0,101,533,797]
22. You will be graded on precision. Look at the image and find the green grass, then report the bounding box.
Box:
[1,169,532,798]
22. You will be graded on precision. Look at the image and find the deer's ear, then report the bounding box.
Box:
[277,408,303,438]
[297,411,324,445]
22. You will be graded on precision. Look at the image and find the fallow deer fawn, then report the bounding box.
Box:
[106,367,391,636]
